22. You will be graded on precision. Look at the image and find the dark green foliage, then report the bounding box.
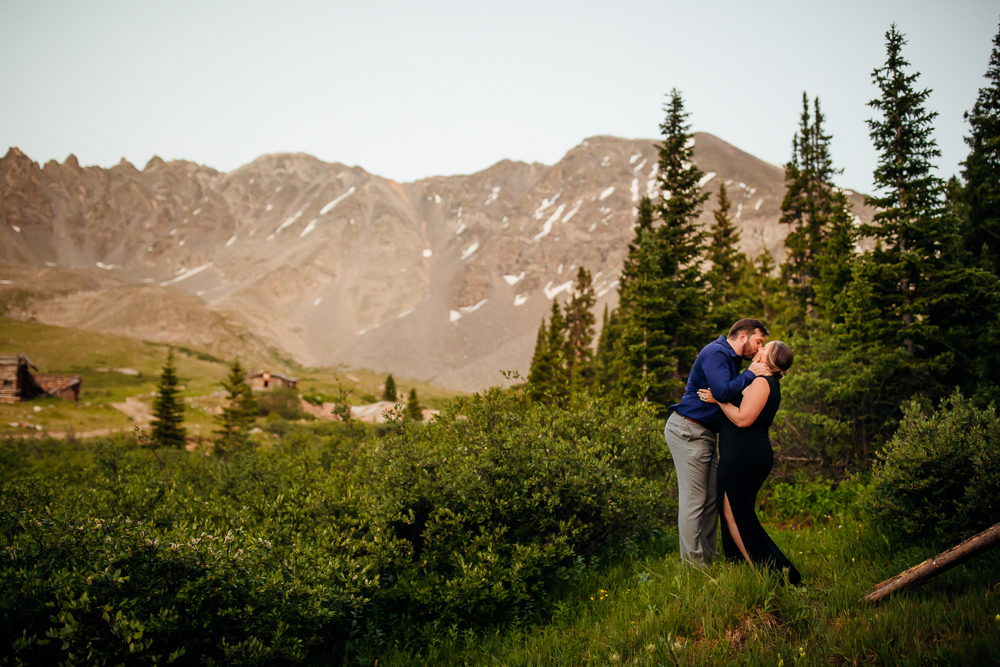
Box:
[564,267,596,390]
[0,441,370,665]
[214,359,257,453]
[355,388,673,626]
[706,183,750,331]
[959,20,1000,267]
[382,374,398,402]
[527,318,552,403]
[256,386,304,420]
[405,387,424,421]
[862,25,953,358]
[612,92,710,412]
[615,218,674,408]
[594,304,621,395]
[780,93,842,319]
[150,348,185,448]
[813,190,860,321]
[860,24,1000,396]
[0,387,675,661]
[861,391,1000,547]
[527,300,571,405]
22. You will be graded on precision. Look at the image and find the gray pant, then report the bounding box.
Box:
[664,412,718,564]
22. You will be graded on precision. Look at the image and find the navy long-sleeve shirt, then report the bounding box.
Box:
[670,335,758,433]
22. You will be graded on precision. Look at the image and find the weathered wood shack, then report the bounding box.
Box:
[247,370,297,391]
[34,374,82,402]
[0,354,82,403]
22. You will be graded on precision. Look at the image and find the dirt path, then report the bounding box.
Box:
[109,395,153,426]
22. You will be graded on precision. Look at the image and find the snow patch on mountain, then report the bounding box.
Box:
[320,186,356,215]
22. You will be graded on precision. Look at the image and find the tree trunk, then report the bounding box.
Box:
[863,523,1000,604]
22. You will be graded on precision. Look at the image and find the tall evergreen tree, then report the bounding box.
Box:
[564,266,597,389]
[862,24,951,358]
[813,189,861,321]
[151,349,186,448]
[382,374,398,402]
[527,300,570,404]
[594,304,621,396]
[405,387,424,421]
[651,89,711,397]
[959,19,1000,267]
[706,183,749,331]
[616,223,672,406]
[214,359,256,453]
[741,252,782,325]
[544,299,570,402]
[527,318,551,403]
[780,93,842,319]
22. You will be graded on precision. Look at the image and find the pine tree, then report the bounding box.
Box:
[813,189,860,321]
[382,374,398,402]
[594,304,622,396]
[651,89,711,399]
[214,359,256,453]
[616,228,673,407]
[544,299,570,403]
[151,349,186,448]
[780,93,842,319]
[564,266,596,390]
[527,318,551,403]
[405,387,424,421]
[863,24,951,358]
[706,183,748,331]
[959,20,1000,267]
[527,300,570,404]
[741,252,782,325]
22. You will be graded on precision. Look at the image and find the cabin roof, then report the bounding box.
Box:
[247,370,298,383]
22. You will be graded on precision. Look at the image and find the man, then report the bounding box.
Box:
[665,318,771,564]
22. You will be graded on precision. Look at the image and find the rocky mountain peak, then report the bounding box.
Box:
[0,135,874,391]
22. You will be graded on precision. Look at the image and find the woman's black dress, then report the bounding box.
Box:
[718,375,801,585]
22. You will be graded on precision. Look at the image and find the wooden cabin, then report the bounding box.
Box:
[0,354,82,404]
[247,370,297,391]
[34,374,82,402]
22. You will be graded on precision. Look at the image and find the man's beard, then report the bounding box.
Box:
[741,349,757,361]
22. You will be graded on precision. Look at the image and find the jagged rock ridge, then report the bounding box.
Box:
[0,135,873,391]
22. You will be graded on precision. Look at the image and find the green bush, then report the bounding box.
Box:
[355,388,674,626]
[256,387,304,420]
[760,474,863,521]
[860,390,1000,547]
[0,451,372,665]
[0,389,678,661]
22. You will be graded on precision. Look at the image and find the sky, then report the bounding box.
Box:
[1,0,997,195]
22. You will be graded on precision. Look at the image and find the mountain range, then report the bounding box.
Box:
[0,134,873,391]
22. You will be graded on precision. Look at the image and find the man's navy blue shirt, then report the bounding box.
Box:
[671,336,757,433]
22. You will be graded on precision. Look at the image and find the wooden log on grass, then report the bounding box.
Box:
[864,522,1000,604]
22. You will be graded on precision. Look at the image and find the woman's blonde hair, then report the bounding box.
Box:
[767,341,794,378]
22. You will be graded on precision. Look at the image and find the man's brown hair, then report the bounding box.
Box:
[728,318,769,339]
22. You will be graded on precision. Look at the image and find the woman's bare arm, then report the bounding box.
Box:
[700,377,770,427]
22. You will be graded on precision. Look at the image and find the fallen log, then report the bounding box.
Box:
[864,522,1000,604]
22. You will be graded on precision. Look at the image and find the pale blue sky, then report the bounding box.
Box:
[1,0,997,195]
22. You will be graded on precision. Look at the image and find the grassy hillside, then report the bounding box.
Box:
[0,317,462,438]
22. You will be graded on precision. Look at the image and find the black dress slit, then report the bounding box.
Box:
[717,374,801,585]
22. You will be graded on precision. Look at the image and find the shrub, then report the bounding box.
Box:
[256,387,304,420]
[0,463,372,665]
[860,390,1000,547]
[760,474,863,521]
[355,388,674,626]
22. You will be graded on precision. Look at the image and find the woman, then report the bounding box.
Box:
[698,340,801,585]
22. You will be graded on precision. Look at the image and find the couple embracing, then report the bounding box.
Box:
[665,318,801,585]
